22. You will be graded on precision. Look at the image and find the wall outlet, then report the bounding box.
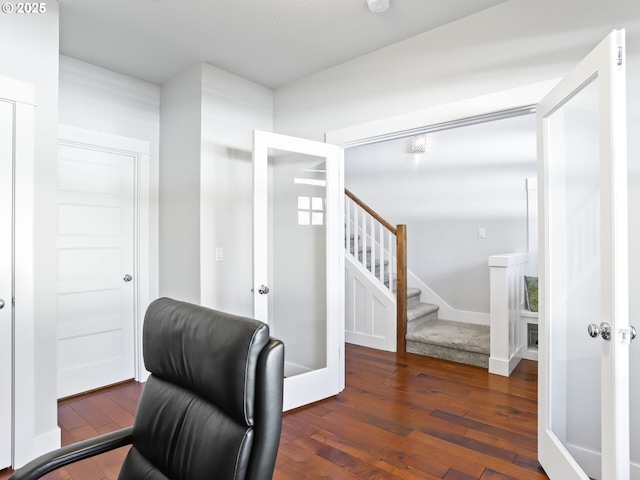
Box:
[216,247,223,261]
[478,228,486,239]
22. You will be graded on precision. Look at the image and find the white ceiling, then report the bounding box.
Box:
[59,0,509,89]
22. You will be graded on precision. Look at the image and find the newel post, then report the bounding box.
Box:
[396,224,407,352]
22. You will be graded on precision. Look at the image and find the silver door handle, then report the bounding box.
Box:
[258,285,270,295]
[0,298,4,309]
[123,274,133,282]
[588,322,612,341]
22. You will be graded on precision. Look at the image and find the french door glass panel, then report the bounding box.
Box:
[269,149,327,377]
[253,131,344,412]
[547,77,602,477]
[538,29,629,480]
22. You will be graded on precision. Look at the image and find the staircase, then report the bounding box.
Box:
[345,189,491,368]
[405,288,490,368]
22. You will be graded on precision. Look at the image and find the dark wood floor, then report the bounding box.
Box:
[1,344,549,480]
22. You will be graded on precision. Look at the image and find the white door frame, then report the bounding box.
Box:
[58,125,153,384]
[0,75,38,469]
[0,94,14,471]
[326,81,557,350]
[325,80,558,148]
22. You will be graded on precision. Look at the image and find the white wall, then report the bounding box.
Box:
[58,54,161,304]
[159,64,203,304]
[200,63,273,317]
[0,1,60,463]
[160,62,272,313]
[274,0,640,470]
[59,56,160,144]
[345,114,536,314]
[274,0,640,141]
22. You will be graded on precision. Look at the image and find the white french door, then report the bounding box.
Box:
[253,130,344,411]
[0,97,14,471]
[538,30,632,480]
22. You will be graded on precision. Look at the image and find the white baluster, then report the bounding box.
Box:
[346,197,352,255]
[378,222,384,285]
[361,206,367,270]
[387,230,397,292]
[370,215,376,276]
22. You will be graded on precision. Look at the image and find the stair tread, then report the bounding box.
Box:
[407,302,438,321]
[406,319,489,354]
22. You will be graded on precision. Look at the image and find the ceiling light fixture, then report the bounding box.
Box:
[408,134,427,153]
[367,0,390,13]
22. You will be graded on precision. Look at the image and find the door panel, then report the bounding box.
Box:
[0,99,14,469]
[56,143,135,398]
[538,30,629,480]
[253,131,344,411]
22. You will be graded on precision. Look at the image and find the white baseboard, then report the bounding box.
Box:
[408,269,489,326]
[488,345,523,377]
[33,427,61,457]
[346,331,393,352]
[13,426,61,469]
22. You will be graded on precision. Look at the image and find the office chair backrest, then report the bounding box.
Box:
[118,298,284,480]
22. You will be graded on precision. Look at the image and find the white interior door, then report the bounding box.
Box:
[0,97,14,470]
[538,30,631,480]
[56,142,136,399]
[253,130,344,411]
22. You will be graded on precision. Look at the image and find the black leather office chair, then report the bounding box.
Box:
[11,298,285,480]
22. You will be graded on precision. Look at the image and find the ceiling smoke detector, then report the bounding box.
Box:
[367,0,390,13]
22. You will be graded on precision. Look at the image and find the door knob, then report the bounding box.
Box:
[123,274,133,282]
[0,298,4,309]
[588,322,612,341]
[258,285,270,295]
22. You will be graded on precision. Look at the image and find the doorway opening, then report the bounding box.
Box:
[335,100,540,356]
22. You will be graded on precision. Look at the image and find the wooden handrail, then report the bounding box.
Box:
[344,188,408,353]
[345,189,396,234]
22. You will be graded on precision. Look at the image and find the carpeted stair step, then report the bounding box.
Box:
[407,303,439,334]
[406,288,439,334]
[407,288,422,307]
[406,319,490,368]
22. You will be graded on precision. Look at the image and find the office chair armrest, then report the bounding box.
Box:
[10,426,134,480]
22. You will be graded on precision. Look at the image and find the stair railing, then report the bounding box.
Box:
[345,189,407,352]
